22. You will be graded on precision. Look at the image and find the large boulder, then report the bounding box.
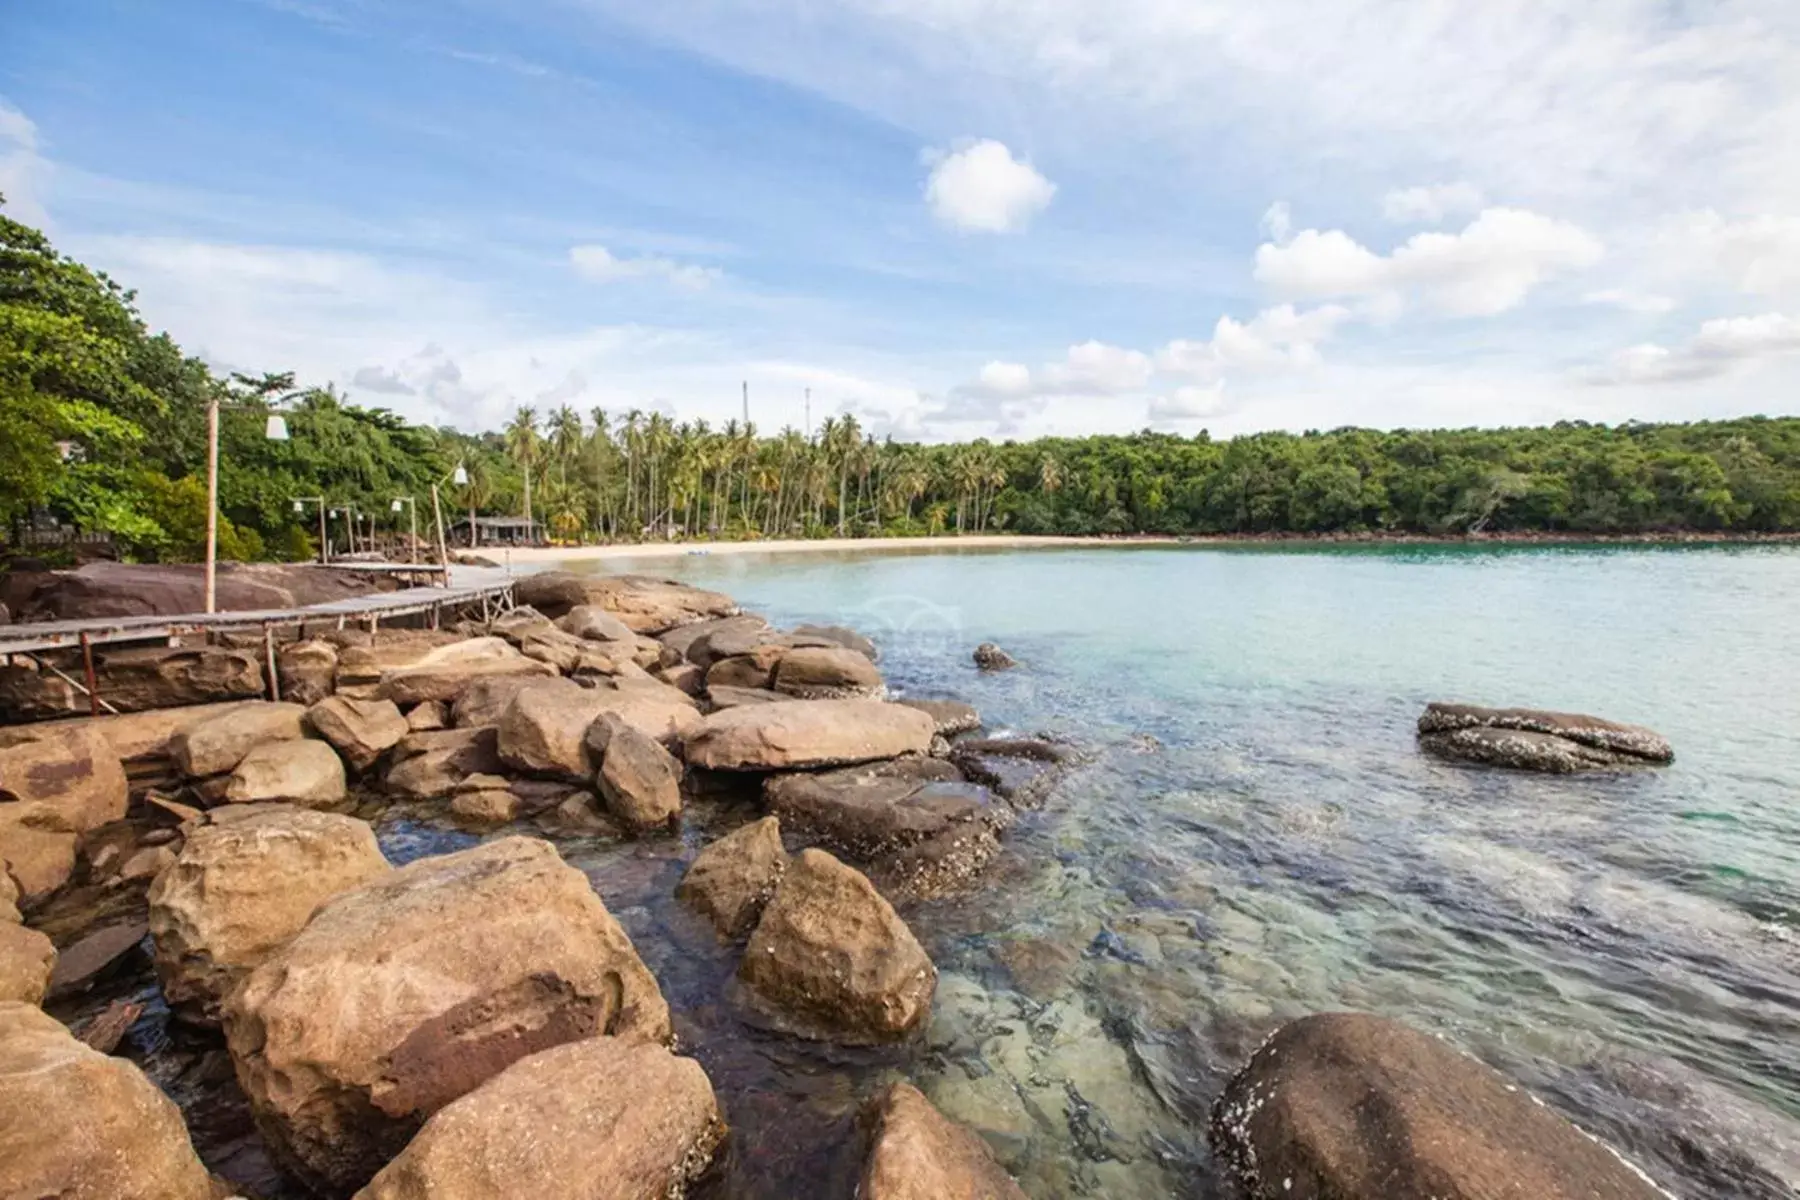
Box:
[1209,1012,1671,1200]
[224,836,673,1194]
[588,676,704,745]
[685,699,936,772]
[379,637,558,706]
[0,923,55,1004]
[454,673,546,728]
[332,631,465,698]
[592,715,682,832]
[1419,702,1674,771]
[558,604,638,643]
[675,615,774,667]
[739,848,935,1043]
[148,807,391,1025]
[279,638,340,705]
[676,815,787,938]
[497,679,612,779]
[897,698,982,737]
[308,695,409,771]
[515,571,739,632]
[353,1037,725,1200]
[226,737,348,807]
[0,724,129,902]
[793,623,879,661]
[772,645,885,699]
[495,612,643,676]
[0,1001,215,1199]
[859,1081,1027,1200]
[704,644,788,690]
[385,727,503,799]
[705,684,793,710]
[0,644,265,721]
[169,700,308,778]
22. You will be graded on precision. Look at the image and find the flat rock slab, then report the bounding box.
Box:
[48,920,148,999]
[685,699,936,772]
[1419,702,1672,764]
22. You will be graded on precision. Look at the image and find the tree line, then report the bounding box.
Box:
[3,197,1797,564]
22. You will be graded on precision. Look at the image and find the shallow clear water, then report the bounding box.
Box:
[572,543,1800,1198]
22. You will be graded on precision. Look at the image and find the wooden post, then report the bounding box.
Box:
[204,396,220,613]
[318,501,329,564]
[431,484,450,575]
[264,624,281,701]
[79,631,100,717]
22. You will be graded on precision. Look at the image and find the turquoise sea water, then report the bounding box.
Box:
[570,543,1800,1198]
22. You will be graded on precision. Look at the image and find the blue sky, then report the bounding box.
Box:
[3,0,1798,440]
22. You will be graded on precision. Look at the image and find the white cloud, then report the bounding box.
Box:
[1255,207,1604,317]
[0,102,50,229]
[1590,312,1800,385]
[1582,288,1677,315]
[1260,201,1293,244]
[1158,303,1351,380]
[923,139,1056,233]
[961,359,1034,398]
[1147,382,1226,423]
[568,243,722,289]
[1382,182,1485,224]
[1669,212,1800,303]
[1040,340,1153,394]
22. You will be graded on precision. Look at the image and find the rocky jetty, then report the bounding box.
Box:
[1419,702,1674,772]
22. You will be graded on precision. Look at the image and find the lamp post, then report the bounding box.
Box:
[205,400,290,614]
[430,462,468,576]
[291,496,327,564]
[391,496,418,564]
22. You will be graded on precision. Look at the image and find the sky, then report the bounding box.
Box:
[2,0,1798,442]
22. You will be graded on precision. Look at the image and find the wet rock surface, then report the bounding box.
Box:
[677,815,788,938]
[593,713,683,832]
[1418,702,1673,771]
[859,1081,1028,1200]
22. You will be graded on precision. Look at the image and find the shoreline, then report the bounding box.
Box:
[485,529,1800,565]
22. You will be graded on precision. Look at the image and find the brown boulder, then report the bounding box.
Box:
[448,786,520,827]
[898,698,982,737]
[772,645,886,699]
[704,643,788,690]
[739,848,935,1043]
[279,638,339,705]
[224,836,673,1194]
[793,623,879,661]
[1210,1012,1671,1200]
[0,871,17,923]
[515,571,739,631]
[453,672,545,728]
[332,631,465,698]
[308,695,409,771]
[353,1037,725,1200]
[405,699,449,731]
[592,714,682,832]
[170,700,308,778]
[0,1001,215,1199]
[379,637,557,706]
[385,727,503,799]
[558,604,638,642]
[676,815,787,938]
[498,678,614,780]
[1,644,266,721]
[1419,702,1673,772]
[859,1081,1027,1200]
[0,724,129,902]
[0,923,55,1004]
[588,676,704,745]
[148,807,391,1025]
[705,684,793,709]
[224,737,348,807]
[972,643,1016,671]
[654,661,704,696]
[677,614,775,667]
[12,561,393,621]
[685,699,936,772]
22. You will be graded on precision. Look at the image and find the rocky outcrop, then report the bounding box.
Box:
[0,724,129,902]
[497,679,613,780]
[353,1037,725,1200]
[148,806,391,1025]
[332,631,465,698]
[453,673,546,728]
[585,677,704,745]
[224,836,672,1194]
[592,714,682,832]
[0,644,265,721]
[772,645,885,699]
[501,613,644,676]
[684,699,936,772]
[1209,1012,1671,1200]
[0,923,55,1003]
[378,637,557,706]
[515,571,739,632]
[897,698,982,737]
[308,696,409,771]
[279,638,340,705]
[0,1001,216,1199]
[559,604,638,643]
[677,816,787,938]
[385,727,503,799]
[739,848,935,1043]
[673,615,774,667]
[704,644,788,690]
[1418,703,1674,772]
[405,699,449,731]
[973,643,1017,671]
[226,738,348,807]
[793,623,879,661]
[9,560,394,621]
[169,700,308,778]
[859,1081,1028,1200]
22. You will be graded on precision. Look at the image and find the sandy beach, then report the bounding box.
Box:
[491,534,1170,565]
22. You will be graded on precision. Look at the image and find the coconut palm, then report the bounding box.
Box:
[503,407,541,531]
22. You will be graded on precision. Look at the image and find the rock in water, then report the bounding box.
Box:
[308,695,410,771]
[739,848,935,1043]
[684,699,936,772]
[223,836,671,1194]
[0,923,56,1004]
[859,1081,1028,1200]
[972,643,1017,671]
[225,737,348,807]
[0,724,129,902]
[148,807,391,1025]
[0,1001,216,1199]
[1209,1012,1672,1200]
[676,816,788,937]
[1418,702,1672,771]
[772,645,886,699]
[592,714,682,832]
[353,1036,725,1200]
[897,698,982,736]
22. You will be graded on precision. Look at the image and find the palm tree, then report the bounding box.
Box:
[1040,453,1064,493]
[503,407,541,534]
[548,406,584,493]
[459,458,494,547]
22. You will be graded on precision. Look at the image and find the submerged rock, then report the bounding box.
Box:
[148,806,390,1025]
[739,848,936,1043]
[948,737,1073,806]
[859,1081,1028,1200]
[1418,702,1673,771]
[676,815,788,938]
[684,699,937,772]
[0,1001,216,1199]
[225,737,348,807]
[0,724,129,902]
[224,836,672,1194]
[353,1037,725,1200]
[1209,1012,1672,1200]
[973,643,1017,671]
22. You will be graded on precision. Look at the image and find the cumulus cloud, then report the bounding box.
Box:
[1158,304,1351,380]
[1589,312,1800,385]
[1040,340,1153,394]
[923,139,1056,233]
[1382,182,1485,224]
[959,360,1034,398]
[1671,212,1800,303]
[350,365,414,394]
[1147,382,1226,423]
[1255,207,1604,317]
[1582,288,1676,315]
[568,243,721,289]
[1260,201,1293,244]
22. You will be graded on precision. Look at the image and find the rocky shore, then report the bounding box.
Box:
[0,568,1693,1198]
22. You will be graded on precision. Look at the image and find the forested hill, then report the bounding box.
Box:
[3,199,1798,561]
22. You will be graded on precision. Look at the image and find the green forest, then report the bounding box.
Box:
[3,197,1797,562]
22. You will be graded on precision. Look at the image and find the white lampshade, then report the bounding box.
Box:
[292,499,304,514]
[452,463,469,486]
[265,414,290,441]
[329,509,338,518]
[391,498,404,512]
